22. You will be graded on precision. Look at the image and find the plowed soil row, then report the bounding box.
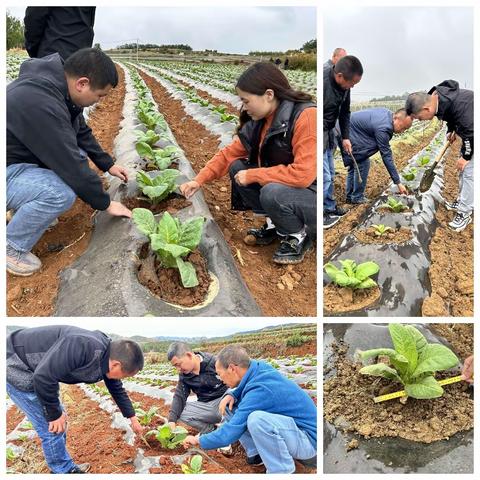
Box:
[6,66,126,317]
[421,141,474,316]
[138,68,316,317]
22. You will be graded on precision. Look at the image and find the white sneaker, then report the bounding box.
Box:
[444,200,459,211]
[448,212,472,232]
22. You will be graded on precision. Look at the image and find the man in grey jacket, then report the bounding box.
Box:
[167,342,228,433]
[6,325,144,473]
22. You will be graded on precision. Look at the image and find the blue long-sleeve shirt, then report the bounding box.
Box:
[341,107,401,184]
[199,360,317,450]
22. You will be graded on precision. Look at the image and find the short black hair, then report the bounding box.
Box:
[405,92,431,116]
[109,339,144,374]
[64,47,118,89]
[167,342,191,361]
[334,55,363,81]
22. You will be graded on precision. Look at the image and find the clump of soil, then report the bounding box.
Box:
[137,245,211,307]
[354,226,413,244]
[323,284,381,314]
[123,193,191,215]
[422,140,473,317]
[324,341,473,444]
[430,323,473,360]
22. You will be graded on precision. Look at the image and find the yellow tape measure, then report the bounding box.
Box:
[373,375,465,403]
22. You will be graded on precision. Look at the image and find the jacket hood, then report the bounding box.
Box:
[429,80,460,119]
[18,52,68,98]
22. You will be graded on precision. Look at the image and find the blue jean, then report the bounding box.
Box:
[346,158,370,202]
[7,163,76,252]
[323,149,336,212]
[6,382,75,474]
[225,409,316,474]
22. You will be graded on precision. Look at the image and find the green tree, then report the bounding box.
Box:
[302,39,317,53]
[6,11,24,50]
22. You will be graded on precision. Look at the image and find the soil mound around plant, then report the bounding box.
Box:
[376,206,412,214]
[323,284,381,314]
[124,193,191,215]
[354,226,413,244]
[324,342,473,444]
[137,245,211,307]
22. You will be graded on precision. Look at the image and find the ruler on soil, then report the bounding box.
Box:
[373,375,465,403]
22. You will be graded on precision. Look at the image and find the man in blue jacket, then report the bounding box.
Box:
[6,325,145,474]
[182,345,317,474]
[406,81,474,232]
[338,107,411,203]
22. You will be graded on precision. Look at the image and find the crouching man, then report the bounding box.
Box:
[182,345,317,474]
[167,342,228,433]
[6,325,145,474]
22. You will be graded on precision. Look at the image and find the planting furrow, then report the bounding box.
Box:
[324,129,451,316]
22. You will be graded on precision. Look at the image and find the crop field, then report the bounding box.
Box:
[6,52,316,317]
[6,324,317,474]
[323,101,473,317]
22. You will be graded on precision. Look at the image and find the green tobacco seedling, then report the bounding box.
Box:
[359,323,458,399]
[380,196,408,213]
[417,156,430,167]
[324,259,379,289]
[136,170,180,204]
[181,455,206,474]
[132,209,204,288]
[147,424,188,449]
[402,167,417,181]
[371,224,393,236]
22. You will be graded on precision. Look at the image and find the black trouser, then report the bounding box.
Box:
[228,159,317,238]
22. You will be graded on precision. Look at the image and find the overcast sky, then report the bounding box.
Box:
[7,318,314,339]
[324,7,473,101]
[7,6,316,54]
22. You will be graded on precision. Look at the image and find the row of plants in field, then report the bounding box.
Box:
[6,51,27,82]
[125,65,207,289]
[138,63,238,124]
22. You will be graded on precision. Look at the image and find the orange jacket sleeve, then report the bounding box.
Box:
[244,108,317,188]
[195,137,248,186]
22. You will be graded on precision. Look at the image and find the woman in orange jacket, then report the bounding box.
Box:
[180,62,316,264]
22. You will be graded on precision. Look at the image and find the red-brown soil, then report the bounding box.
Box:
[6,66,126,316]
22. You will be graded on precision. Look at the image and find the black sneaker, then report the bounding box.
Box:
[326,206,347,217]
[244,223,279,246]
[324,214,340,229]
[297,456,317,468]
[247,454,264,466]
[272,235,312,264]
[68,463,91,473]
[346,197,369,205]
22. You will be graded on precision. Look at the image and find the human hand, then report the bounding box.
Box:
[397,183,408,195]
[234,170,249,186]
[342,139,353,155]
[168,422,176,430]
[180,181,200,199]
[48,412,67,434]
[461,355,474,384]
[457,157,468,172]
[129,416,144,435]
[219,394,235,416]
[108,165,129,183]
[446,131,457,144]
[106,201,132,218]
[182,434,200,448]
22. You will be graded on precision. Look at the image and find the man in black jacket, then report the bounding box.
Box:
[406,81,474,232]
[167,342,228,433]
[6,325,145,474]
[24,7,96,60]
[7,48,131,276]
[323,55,363,229]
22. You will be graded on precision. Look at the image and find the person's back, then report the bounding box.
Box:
[24,7,96,60]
